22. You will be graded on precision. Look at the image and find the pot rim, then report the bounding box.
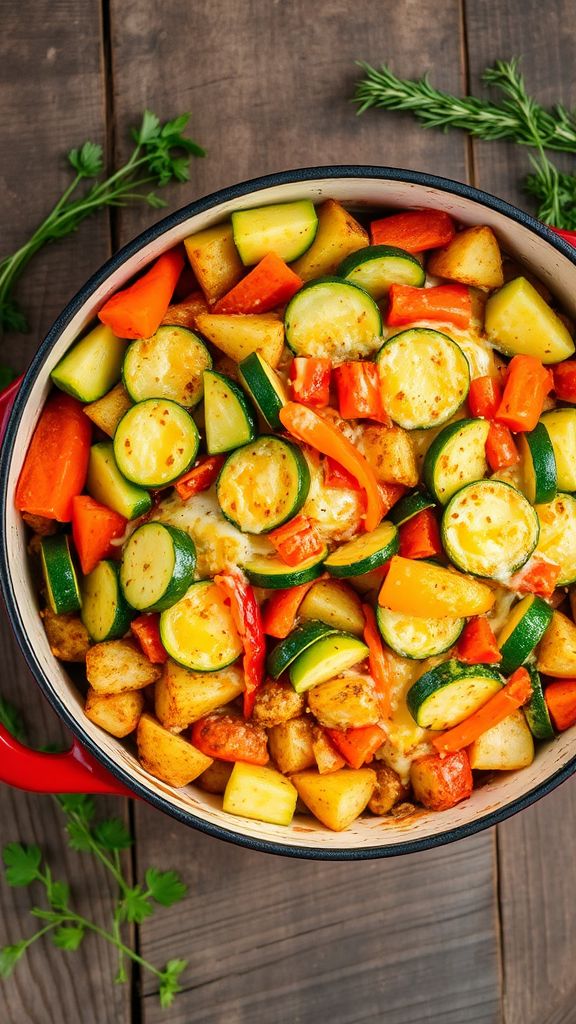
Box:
[3,163,576,859]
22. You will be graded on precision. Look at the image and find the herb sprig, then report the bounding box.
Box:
[0,111,205,334]
[354,59,576,230]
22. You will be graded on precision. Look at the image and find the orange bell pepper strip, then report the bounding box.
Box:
[362,604,392,717]
[485,423,519,472]
[431,667,532,753]
[98,248,184,339]
[289,358,331,407]
[411,750,473,810]
[213,252,302,314]
[268,514,325,567]
[191,711,269,765]
[174,455,225,501]
[15,392,92,522]
[323,455,362,491]
[495,355,553,432]
[130,614,168,664]
[333,361,390,423]
[370,209,455,252]
[71,495,127,575]
[261,579,319,639]
[386,283,472,330]
[279,403,384,532]
[552,360,576,403]
[456,617,502,664]
[508,554,561,598]
[325,724,386,770]
[214,568,266,718]
[468,376,503,419]
[399,508,443,560]
[545,680,576,732]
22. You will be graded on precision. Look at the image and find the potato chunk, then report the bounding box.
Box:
[86,640,162,695]
[468,710,534,770]
[268,716,316,774]
[307,675,380,730]
[85,687,144,738]
[411,750,473,811]
[137,713,212,788]
[291,768,376,831]
[184,223,244,303]
[299,579,365,636]
[84,382,133,437]
[360,426,418,487]
[155,661,244,732]
[161,290,209,330]
[537,610,576,677]
[252,678,306,728]
[291,200,368,281]
[427,225,503,289]
[368,764,409,815]
[311,725,346,774]
[41,606,90,662]
[195,312,284,368]
[196,759,234,794]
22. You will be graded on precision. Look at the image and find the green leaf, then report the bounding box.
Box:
[92,818,132,851]
[0,298,29,333]
[136,110,161,145]
[57,794,95,822]
[0,942,27,978]
[48,880,70,909]
[29,908,64,923]
[68,141,103,177]
[145,192,168,209]
[65,820,93,852]
[158,958,188,1008]
[0,696,27,743]
[119,886,152,924]
[52,924,84,951]
[145,868,187,907]
[3,843,42,887]
[161,113,190,136]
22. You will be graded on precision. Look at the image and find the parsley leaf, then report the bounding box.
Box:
[145,868,187,907]
[0,696,27,744]
[47,880,70,910]
[52,924,84,951]
[68,141,103,178]
[56,794,95,822]
[119,886,152,924]
[3,843,42,887]
[0,942,27,978]
[159,959,188,1008]
[92,818,133,851]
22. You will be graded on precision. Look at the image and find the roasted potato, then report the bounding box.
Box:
[537,610,576,677]
[307,675,380,730]
[41,606,90,662]
[268,716,316,774]
[86,639,162,695]
[299,579,365,636]
[136,713,213,788]
[410,750,473,811]
[291,200,368,281]
[291,768,376,831]
[161,290,209,330]
[252,678,306,728]
[196,759,234,794]
[84,687,144,738]
[84,382,133,437]
[359,425,418,487]
[22,513,57,536]
[468,710,534,770]
[195,312,284,368]
[427,225,503,289]
[184,223,244,303]
[311,725,346,774]
[368,764,409,815]
[155,661,244,732]
[223,762,298,826]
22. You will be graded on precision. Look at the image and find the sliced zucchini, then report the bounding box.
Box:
[51,324,126,402]
[324,521,399,578]
[407,659,503,730]
[242,548,327,588]
[376,607,464,660]
[497,594,554,674]
[540,409,576,491]
[338,244,425,299]
[87,442,151,521]
[485,277,575,364]
[203,370,256,454]
[267,620,338,679]
[388,489,436,526]
[518,422,557,504]
[289,633,369,694]
[423,418,489,504]
[160,580,243,671]
[535,493,576,585]
[120,523,196,612]
[40,535,81,615]
[232,200,318,265]
[238,352,287,429]
[81,560,132,641]
[114,399,199,488]
[216,437,310,534]
[376,329,470,429]
[284,277,382,360]
[442,480,539,579]
[122,326,211,407]
[523,665,555,740]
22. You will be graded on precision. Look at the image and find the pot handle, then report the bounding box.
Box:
[0,724,134,796]
[550,227,576,245]
[0,374,23,444]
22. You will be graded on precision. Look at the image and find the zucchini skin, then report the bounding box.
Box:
[40,535,82,615]
[203,369,257,454]
[242,549,327,588]
[389,490,436,526]
[497,594,553,675]
[519,422,557,505]
[216,437,310,534]
[238,353,287,429]
[523,666,556,740]
[81,559,133,641]
[376,607,464,660]
[267,620,338,679]
[114,399,200,488]
[407,659,503,730]
[284,276,382,358]
[123,326,212,408]
[120,523,196,613]
[338,244,425,298]
[423,418,489,504]
[324,522,399,577]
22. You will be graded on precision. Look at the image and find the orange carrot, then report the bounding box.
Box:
[130,614,168,664]
[468,376,503,419]
[324,724,386,770]
[279,402,384,532]
[432,667,532,753]
[485,422,519,472]
[362,604,391,717]
[508,554,561,598]
[456,616,502,664]
[98,248,184,339]
[399,508,443,560]
[268,515,325,567]
[545,680,576,732]
[370,209,455,252]
[261,580,318,639]
[495,355,553,432]
[411,750,473,810]
[386,283,472,329]
[213,252,302,314]
[71,495,126,575]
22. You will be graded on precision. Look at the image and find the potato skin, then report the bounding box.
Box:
[268,716,316,774]
[41,606,90,662]
[155,661,244,732]
[537,610,576,677]
[360,426,418,487]
[86,640,162,694]
[137,712,213,787]
[368,765,409,815]
[85,687,144,738]
[196,759,234,794]
[252,678,306,728]
[307,675,380,730]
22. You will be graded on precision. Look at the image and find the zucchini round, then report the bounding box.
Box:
[407,659,503,730]
[81,559,133,641]
[232,200,318,265]
[376,328,470,429]
[376,607,464,660]
[120,522,196,612]
[238,352,287,429]
[519,422,557,504]
[114,399,199,488]
[203,370,257,454]
[388,489,436,526]
[496,594,554,674]
[523,666,555,740]
[216,437,310,534]
[540,409,576,491]
[267,620,338,679]
[323,521,399,577]
[289,633,369,694]
[122,326,211,407]
[423,418,489,504]
[40,535,82,615]
[442,479,539,579]
[160,580,243,671]
[284,277,382,360]
[338,245,425,299]
[242,548,327,588]
[535,493,576,585]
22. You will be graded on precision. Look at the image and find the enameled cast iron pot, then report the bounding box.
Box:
[2,166,576,859]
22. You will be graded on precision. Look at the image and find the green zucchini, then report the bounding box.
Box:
[122,326,211,408]
[51,324,126,403]
[120,523,196,612]
[81,560,132,641]
[519,422,557,504]
[407,659,503,730]
[523,665,555,740]
[442,480,539,579]
[423,418,489,504]
[232,200,318,265]
[87,443,152,521]
[497,594,554,674]
[388,489,436,526]
[160,580,243,671]
[535,493,576,585]
[203,370,257,454]
[40,535,81,615]
[238,352,288,429]
[284,277,382,360]
[376,328,470,429]
[216,436,310,534]
[376,607,464,660]
[338,244,425,299]
[540,409,576,491]
[114,399,199,488]
[323,521,398,577]
[289,633,369,694]
[242,548,327,588]
[267,620,338,679]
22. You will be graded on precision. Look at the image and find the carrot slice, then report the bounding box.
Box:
[545,680,576,732]
[213,252,302,314]
[324,724,386,770]
[98,249,184,339]
[495,354,553,432]
[71,495,126,574]
[468,376,503,419]
[432,668,532,753]
[370,209,455,252]
[386,283,471,329]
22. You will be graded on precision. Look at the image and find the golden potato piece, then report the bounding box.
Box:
[252,678,306,728]
[85,687,144,738]
[86,640,162,695]
[307,675,380,730]
[136,713,213,788]
[155,661,244,732]
[195,312,284,368]
[360,426,418,487]
[184,223,244,304]
[368,764,409,815]
[268,716,316,774]
[291,768,376,831]
[196,759,234,794]
[84,382,133,437]
[299,579,365,636]
[537,610,576,678]
[41,606,90,662]
[311,725,346,774]
[427,225,503,289]
[291,200,368,282]
[161,290,209,330]
[468,710,534,771]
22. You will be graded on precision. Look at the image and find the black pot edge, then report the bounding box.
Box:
[2,163,576,860]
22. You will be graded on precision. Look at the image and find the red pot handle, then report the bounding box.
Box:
[0,724,133,795]
[0,373,24,443]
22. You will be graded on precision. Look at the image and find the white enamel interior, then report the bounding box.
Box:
[4,174,576,854]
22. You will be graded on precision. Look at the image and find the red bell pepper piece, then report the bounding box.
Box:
[130,614,168,664]
[213,252,302,314]
[432,668,533,753]
[214,568,266,718]
[370,209,455,252]
[456,616,502,664]
[174,455,225,501]
[552,360,576,403]
[324,724,386,770]
[333,361,389,422]
[378,482,409,517]
[71,495,126,575]
[545,680,576,732]
[508,554,561,598]
[495,355,553,432]
[362,604,392,717]
[15,392,92,522]
[323,456,362,491]
[268,514,325,567]
[399,508,443,560]
[289,357,331,407]
[468,376,503,420]
[98,248,184,340]
[485,423,519,472]
[386,283,472,329]
[191,711,269,764]
[261,580,318,639]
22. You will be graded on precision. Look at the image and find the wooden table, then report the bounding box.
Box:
[1,2,575,1021]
